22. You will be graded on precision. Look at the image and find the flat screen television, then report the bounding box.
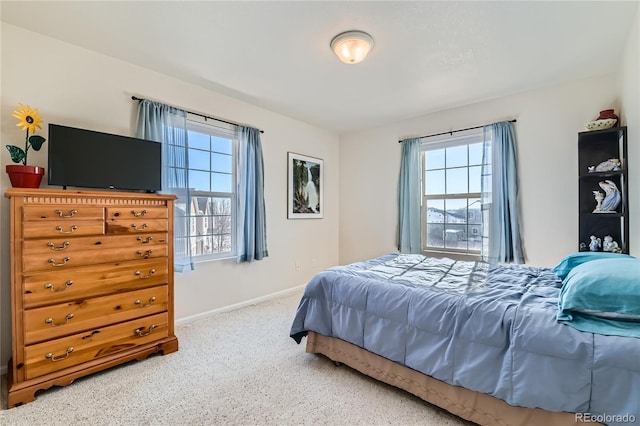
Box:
[48,124,162,193]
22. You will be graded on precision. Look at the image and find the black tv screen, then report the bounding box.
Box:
[48,124,162,193]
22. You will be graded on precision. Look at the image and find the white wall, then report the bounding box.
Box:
[339,73,633,267]
[0,24,339,369]
[618,7,639,256]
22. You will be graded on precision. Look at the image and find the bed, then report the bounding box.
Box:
[290,253,640,426]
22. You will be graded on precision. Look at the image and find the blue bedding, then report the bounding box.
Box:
[290,253,640,425]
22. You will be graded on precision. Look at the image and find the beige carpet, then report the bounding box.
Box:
[0,289,474,426]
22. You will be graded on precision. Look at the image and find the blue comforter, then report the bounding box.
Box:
[290,254,640,425]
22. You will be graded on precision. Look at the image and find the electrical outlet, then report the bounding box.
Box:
[295,262,301,272]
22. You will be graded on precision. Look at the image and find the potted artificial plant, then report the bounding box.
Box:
[5,103,47,188]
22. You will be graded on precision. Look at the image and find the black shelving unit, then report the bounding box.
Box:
[577,126,628,253]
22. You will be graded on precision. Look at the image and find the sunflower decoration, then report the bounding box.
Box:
[7,103,47,165]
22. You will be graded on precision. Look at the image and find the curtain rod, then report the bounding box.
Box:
[131,96,264,134]
[398,119,516,143]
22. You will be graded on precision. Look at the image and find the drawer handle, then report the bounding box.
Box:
[47,241,70,251]
[134,325,157,337]
[136,249,153,259]
[55,209,78,218]
[44,280,73,292]
[56,225,78,234]
[45,313,74,326]
[131,209,148,217]
[135,297,157,308]
[46,347,74,362]
[131,223,148,231]
[135,269,156,279]
[136,236,153,244]
[48,257,70,267]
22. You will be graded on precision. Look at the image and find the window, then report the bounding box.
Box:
[422,132,487,256]
[174,119,236,261]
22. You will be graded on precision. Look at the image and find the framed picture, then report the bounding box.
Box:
[287,152,324,219]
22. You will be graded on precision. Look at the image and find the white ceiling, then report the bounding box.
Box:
[2,1,638,134]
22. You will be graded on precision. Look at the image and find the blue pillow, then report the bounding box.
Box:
[557,257,640,337]
[552,252,634,280]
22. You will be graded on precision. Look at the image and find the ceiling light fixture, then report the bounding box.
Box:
[330,30,374,64]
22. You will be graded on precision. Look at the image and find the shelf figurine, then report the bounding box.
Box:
[589,235,601,252]
[599,180,621,212]
[592,190,604,212]
[595,158,621,172]
[602,235,622,253]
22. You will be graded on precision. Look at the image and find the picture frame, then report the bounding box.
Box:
[287,152,324,219]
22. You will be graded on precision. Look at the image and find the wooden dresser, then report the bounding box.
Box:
[5,188,179,407]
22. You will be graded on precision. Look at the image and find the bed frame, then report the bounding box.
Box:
[306,331,600,426]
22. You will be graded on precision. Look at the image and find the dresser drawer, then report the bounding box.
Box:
[23,259,169,308]
[24,312,169,380]
[24,286,169,345]
[106,207,168,220]
[106,219,168,234]
[22,220,105,239]
[23,243,168,272]
[22,233,169,255]
[23,206,105,222]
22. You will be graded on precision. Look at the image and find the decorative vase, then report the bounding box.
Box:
[6,164,45,188]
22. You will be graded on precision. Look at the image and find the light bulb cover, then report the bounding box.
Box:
[330,30,374,64]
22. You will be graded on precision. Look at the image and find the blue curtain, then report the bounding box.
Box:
[236,126,268,262]
[135,99,194,272]
[481,121,524,264]
[397,137,422,253]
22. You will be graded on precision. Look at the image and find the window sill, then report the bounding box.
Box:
[193,253,237,263]
[422,249,481,262]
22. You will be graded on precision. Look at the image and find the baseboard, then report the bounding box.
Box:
[175,284,306,326]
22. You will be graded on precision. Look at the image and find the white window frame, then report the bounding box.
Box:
[421,131,486,260]
[184,117,237,262]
